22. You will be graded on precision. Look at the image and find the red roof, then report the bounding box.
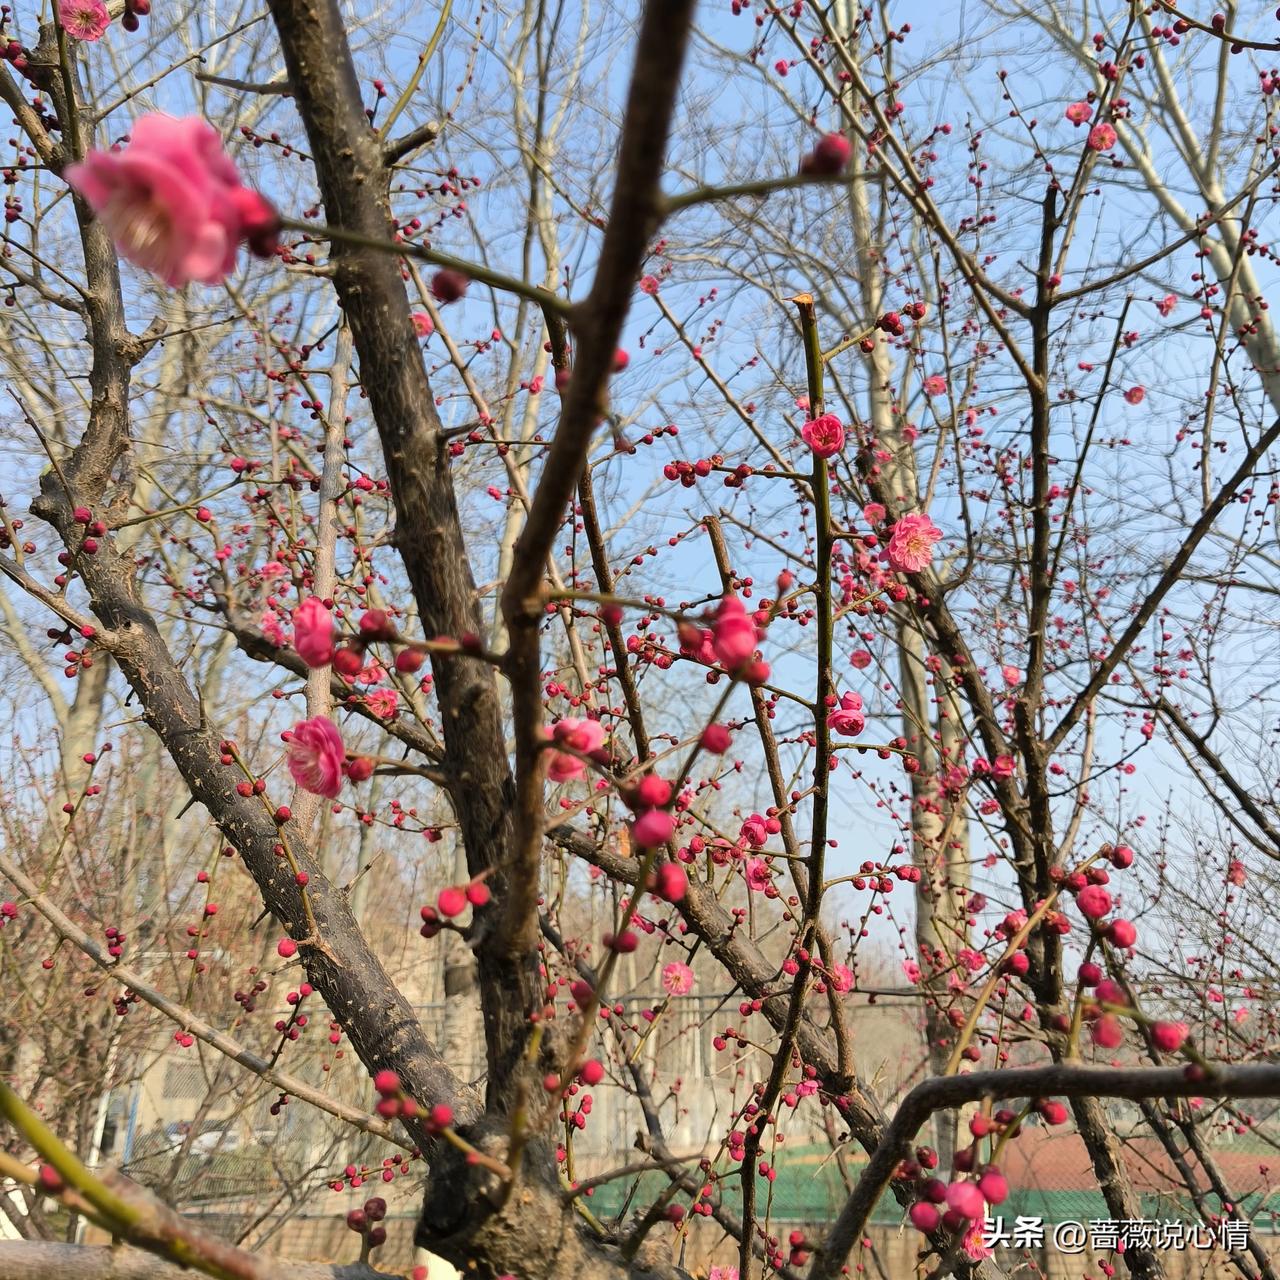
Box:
[1000,1121,1279,1200]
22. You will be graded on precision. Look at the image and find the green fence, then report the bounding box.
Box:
[584,1145,1280,1232]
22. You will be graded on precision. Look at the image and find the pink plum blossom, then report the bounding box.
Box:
[1151,1021,1187,1053]
[909,1203,939,1234]
[1087,122,1117,151]
[59,0,109,40]
[1108,918,1137,948]
[801,131,852,175]
[962,1221,995,1261]
[922,374,947,396]
[710,593,759,671]
[65,114,278,287]
[801,413,845,458]
[286,716,345,799]
[886,513,942,573]
[827,691,866,737]
[259,609,285,648]
[661,962,694,995]
[651,863,688,902]
[631,809,675,847]
[364,689,399,721]
[546,717,605,782]
[745,857,772,892]
[430,268,469,303]
[678,623,717,665]
[945,1181,985,1220]
[1076,885,1112,920]
[1091,1014,1124,1048]
[1064,101,1093,125]
[411,311,434,338]
[829,963,854,993]
[292,597,335,668]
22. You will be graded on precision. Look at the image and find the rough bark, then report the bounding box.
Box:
[262,0,544,1109]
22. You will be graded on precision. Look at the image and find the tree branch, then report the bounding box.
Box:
[498,0,698,965]
[0,852,407,1148]
[810,1061,1280,1280]
[264,0,546,1105]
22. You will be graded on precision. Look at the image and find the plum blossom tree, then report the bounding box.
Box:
[7,1,1280,1280]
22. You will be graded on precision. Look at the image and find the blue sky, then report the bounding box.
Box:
[5,0,1280,989]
